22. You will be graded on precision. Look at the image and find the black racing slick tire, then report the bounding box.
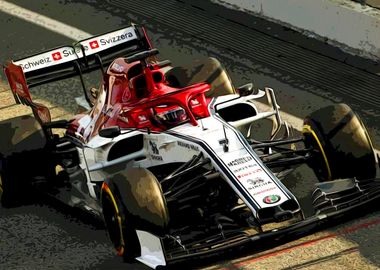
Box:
[101,180,140,262]
[165,57,236,97]
[303,103,376,181]
[101,168,169,262]
[0,153,42,208]
[0,115,47,207]
[0,157,21,207]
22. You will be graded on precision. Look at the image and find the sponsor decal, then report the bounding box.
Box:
[16,27,137,72]
[246,177,271,191]
[99,32,134,46]
[62,47,85,57]
[52,52,62,61]
[151,155,163,161]
[253,187,277,196]
[111,62,124,72]
[18,56,52,71]
[89,40,99,49]
[78,27,137,56]
[227,156,253,167]
[177,141,199,151]
[149,141,159,155]
[16,47,79,72]
[237,168,263,178]
[233,164,258,174]
[138,115,148,123]
[247,177,264,186]
[263,194,281,204]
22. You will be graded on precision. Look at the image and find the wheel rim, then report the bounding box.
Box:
[101,182,125,256]
[303,124,332,181]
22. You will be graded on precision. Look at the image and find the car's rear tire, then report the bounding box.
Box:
[165,57,236,97]
[0,157,22,207]
[0,152,47,208]
[303,103,376,181]
[0,115,47,208]
[101,168,169,262]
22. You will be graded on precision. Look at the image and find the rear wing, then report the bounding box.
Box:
[3,24,152,124]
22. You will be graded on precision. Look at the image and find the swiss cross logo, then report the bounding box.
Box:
[89,40,99,49]
[52,52,62,61]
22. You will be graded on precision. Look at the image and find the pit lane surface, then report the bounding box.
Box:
[0,0,380,269]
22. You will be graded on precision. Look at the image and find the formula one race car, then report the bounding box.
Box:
[1,25,380,269]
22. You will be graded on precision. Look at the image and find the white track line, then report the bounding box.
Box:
[0,0,91,40]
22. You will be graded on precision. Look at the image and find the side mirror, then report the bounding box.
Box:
[99,126,121,138]
[236,83,257,97]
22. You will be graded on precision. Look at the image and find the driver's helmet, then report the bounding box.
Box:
[154,105,188,127]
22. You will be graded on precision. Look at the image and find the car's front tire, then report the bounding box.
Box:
[101,180,139,261]
[101,168,169,262]
[303,103,376,181]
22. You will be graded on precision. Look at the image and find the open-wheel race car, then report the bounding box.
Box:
[1,24,380,269]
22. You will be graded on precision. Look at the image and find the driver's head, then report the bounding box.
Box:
[154,105,187,127]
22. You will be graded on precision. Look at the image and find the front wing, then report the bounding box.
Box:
[161,177,380,264]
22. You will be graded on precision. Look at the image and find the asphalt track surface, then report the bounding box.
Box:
[0,1,380,269]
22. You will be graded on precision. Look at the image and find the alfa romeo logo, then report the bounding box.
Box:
[263,194,280,204]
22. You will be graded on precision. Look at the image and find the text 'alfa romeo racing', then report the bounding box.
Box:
[1,24,380,269]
